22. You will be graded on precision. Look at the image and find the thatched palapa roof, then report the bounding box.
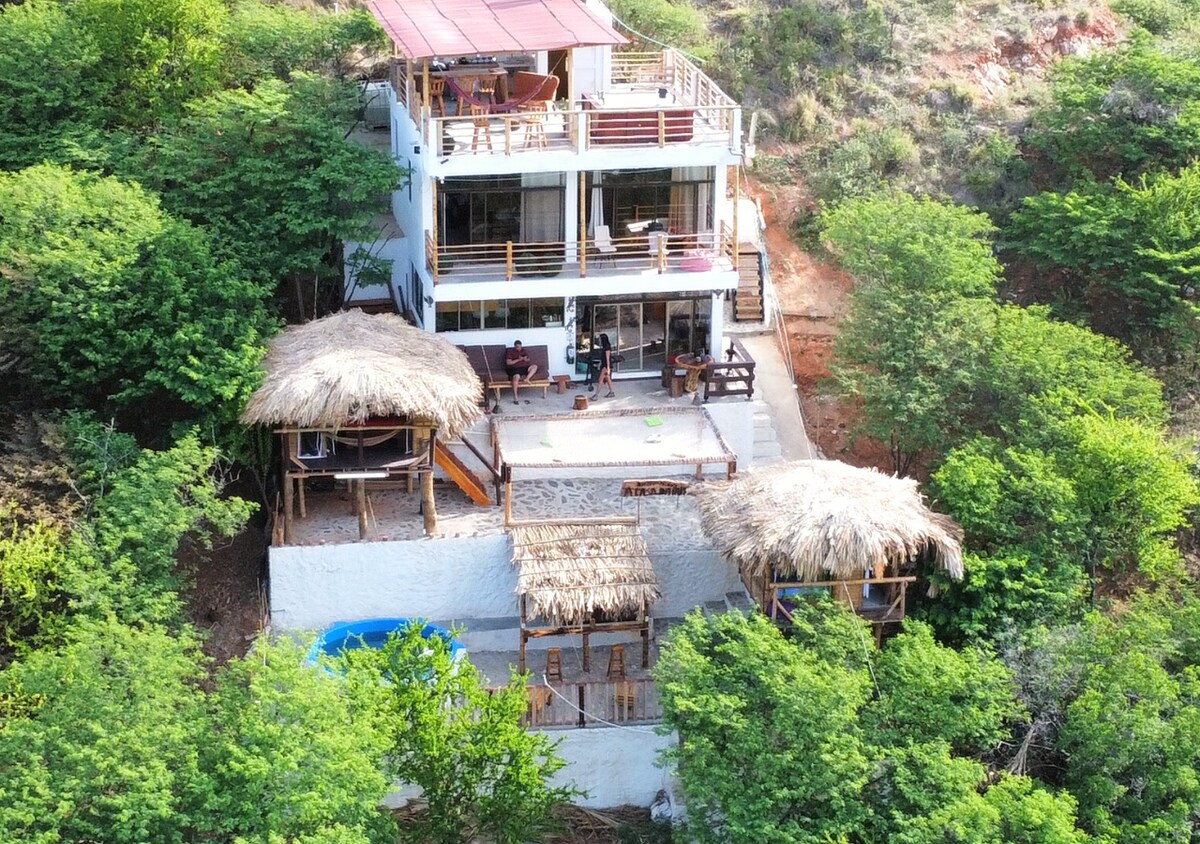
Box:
[241,310,482,437]
[692,460,964,581]
[511,523,662,626]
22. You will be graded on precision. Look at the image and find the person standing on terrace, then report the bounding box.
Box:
[505,341,538,404]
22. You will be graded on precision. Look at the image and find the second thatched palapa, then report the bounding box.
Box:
[692,459,964,582]
[240,310,482,437]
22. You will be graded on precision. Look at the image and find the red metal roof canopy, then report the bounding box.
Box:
[368,0,627,61]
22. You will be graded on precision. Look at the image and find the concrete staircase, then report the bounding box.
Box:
[751,399,784,466]
[702,587,756,617]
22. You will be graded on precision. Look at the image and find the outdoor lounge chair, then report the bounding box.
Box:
[591,224,617,267]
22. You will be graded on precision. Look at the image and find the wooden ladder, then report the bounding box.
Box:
[433,440,491,506]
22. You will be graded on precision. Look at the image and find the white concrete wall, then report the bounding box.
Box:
[269,535,515,631]
[270,534,739,633]
[703,399,754,469]
[546,726,677,808]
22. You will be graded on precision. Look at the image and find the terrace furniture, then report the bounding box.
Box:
[590,224,617,267]
[520,102,548,149]
[552,374,572,394]
[469,103,493,153]
[546,647,563,683]
[456,343,552,403]
[428,77,446,116]
[680,249,717,272]
[607,644,627,679]
[582,94,696,145]
[511,71,559,110]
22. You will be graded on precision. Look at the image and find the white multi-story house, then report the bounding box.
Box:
[353,0,747,379]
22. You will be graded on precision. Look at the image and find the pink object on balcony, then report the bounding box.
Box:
[680,250,715,272]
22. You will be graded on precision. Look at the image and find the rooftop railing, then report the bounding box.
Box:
[393,49,741,160]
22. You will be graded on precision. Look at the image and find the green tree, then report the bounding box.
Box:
[220,3,388,87]
[1008,164,1200,359]
[866,621,1023,755]
[0,165,275,426]
[901,775,1091,844]
[0,1,103,170]
[821,193,1001,471]
[656,611,874,843]
[1028,37,1200,183]
[63,419,254,628]
[203,636,396,843]
[0,518,66,662]
[73,0,228,127]
[343,625,572,844]
[131,76,403,313]
[0,619,209,843]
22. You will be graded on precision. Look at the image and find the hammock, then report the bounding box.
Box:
[444,77,546,113]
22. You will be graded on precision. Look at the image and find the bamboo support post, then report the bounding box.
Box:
[506,241,514,280]
[356,480,369,540]
[281,474,294,545]
[421,470,437,535]
[579,171,587,277]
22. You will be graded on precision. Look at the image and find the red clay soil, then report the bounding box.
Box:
[746,173,894,470]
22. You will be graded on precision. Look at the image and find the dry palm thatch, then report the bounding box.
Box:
[241,310,482,436]
[692,460,964,582]
[511,523,662,626]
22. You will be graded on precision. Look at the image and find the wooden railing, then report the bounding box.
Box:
[433,231,731,283]
[507,678,662,729]
[703,337,756,401]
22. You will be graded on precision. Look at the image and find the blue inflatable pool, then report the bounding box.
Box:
[307,618,466,665]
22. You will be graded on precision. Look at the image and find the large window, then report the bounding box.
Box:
[435,298,565,332]
[439,173,565,247]
[586,167,714,236]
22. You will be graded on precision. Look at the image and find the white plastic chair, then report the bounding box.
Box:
[592,224,617,267]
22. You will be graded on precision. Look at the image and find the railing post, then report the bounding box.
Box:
[504,117,512,155]
[506,241,514,281]
[579,171,587,278]
[658,110,666,147]
[657,232,667,273]
[578,684,586,728]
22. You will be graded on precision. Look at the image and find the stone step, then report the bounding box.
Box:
[753,440,783,459]
[725,589,755,613]
[702,600,727,616]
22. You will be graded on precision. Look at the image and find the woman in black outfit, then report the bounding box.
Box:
[597,333,616,398]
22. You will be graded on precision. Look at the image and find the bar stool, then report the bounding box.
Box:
[545,647,563,683]
[606,644,627,680]
[520,102,548,150]
[469,103,493,153]
[475,77,496,104]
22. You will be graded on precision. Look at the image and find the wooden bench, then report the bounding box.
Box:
[456,343,551,404]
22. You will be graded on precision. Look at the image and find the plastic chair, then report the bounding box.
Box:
[592,224,617,267]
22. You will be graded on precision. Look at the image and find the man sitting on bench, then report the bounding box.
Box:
[505,341,539,404]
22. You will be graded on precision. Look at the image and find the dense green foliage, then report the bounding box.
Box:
[129,76,402,301]
[0,165,275,426]
[656,609,1091,844]
[343,626,574,844]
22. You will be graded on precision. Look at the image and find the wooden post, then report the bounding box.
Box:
[356,480,369,540]
[506,241,514,280]
[421,470,437,535]
[431,178,439,281]
[503,479,513,526]
[281,473,294,545]
[732,164,740,273]
[582,629,591,672]
[641,600,650,668]
[579,171,587,277]
[658,110,666,146]
[422,59,430,109]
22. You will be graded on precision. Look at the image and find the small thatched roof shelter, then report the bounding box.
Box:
[241,310,482,437]
[692,460,964,582]
[511,523,662,625]
[510,522,662,673]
